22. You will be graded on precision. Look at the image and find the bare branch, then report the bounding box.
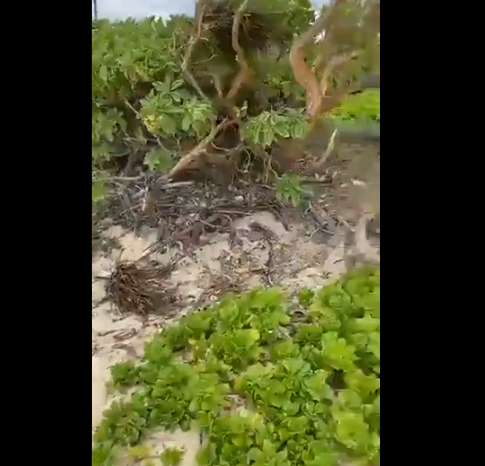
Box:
[182,0,210,101]
[167,1,252,180]
[167,118,233,179]
[226,0,250,101]
[315,128,338,168]
[290,0,348,121]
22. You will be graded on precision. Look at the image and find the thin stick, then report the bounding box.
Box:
[316,128,338,167]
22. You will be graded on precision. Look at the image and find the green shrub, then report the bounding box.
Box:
[330,90,380,123]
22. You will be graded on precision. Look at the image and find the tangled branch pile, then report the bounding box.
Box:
[92,0,380,202]
[107,261,174,317]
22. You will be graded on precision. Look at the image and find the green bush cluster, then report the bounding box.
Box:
[93,267,380,466]
[329,90,380,123]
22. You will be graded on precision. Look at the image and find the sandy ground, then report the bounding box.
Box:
[92,210,379,465]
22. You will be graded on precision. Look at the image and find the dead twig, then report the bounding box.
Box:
[316,128,338,168]
[106,261,174,317]
[103,176,195,193]
[157,180,195,189]
[249,221,277,286]
[308,203,338,235]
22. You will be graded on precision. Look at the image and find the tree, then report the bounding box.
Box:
[91,0,380,200]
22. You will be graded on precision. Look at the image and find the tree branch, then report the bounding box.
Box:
[226,0,250,101]
[167,118,233,179]
[182,0,210,101]
[290,0,348,121]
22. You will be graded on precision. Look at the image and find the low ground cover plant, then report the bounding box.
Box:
[92,267,380,466]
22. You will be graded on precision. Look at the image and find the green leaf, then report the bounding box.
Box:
[160,115,177,136]
[127,445,151,461]
[155,77,171,93]
[92,181,106,203]
[99,65,108,82]
[321,332,357,371]
[291,121,307,139]
[92,442,116,466]
[171,79,184,91]
[333,411,370,452]
[160,447,185,466]
[261,127,275,148]
[111,361,140,388]
[171,92,183,103]
[181,115,191,132]
[273,121,291,138]
[144,148,173,172]
[298,288,314,307]
[191,119,210,137]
